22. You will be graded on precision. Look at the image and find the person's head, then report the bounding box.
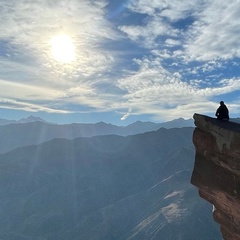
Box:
[220,101,224,106]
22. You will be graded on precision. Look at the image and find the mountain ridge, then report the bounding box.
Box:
[0,115,47,125]
[0,126,221,239]
[0,118,194,154]
[0,115,193,127]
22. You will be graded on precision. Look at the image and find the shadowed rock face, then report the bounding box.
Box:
[191,113,240,240]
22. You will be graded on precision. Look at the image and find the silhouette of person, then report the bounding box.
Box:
[215,101,229,121]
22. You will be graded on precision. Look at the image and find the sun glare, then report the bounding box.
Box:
[50,35,75,63]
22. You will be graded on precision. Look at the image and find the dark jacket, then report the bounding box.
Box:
[215,103,229,120]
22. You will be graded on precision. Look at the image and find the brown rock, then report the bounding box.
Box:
[191,113,240,239]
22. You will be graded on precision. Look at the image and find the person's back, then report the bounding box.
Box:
[215,101,229,120]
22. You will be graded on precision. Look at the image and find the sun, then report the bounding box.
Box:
[50,35,75,63]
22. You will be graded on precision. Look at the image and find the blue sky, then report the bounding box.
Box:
[1,0,240,125]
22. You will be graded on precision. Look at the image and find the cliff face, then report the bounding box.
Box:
[191,113,240,240]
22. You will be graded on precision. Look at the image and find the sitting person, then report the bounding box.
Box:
[215,101,229,120]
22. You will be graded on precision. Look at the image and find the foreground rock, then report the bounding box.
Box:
[191,113,240,239]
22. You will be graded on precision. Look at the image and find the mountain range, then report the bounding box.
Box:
[0,116,194,127]
[0,124,221,239]
[0,115,48,125]
[0,117,194,154]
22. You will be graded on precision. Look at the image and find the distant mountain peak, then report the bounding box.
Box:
[18,115,47,123]
[0,115,48,126]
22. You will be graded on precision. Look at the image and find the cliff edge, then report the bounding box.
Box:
[191,113,240,240]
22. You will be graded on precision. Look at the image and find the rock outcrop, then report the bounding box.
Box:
[191,113,240,240]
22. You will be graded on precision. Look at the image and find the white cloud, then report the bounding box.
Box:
[165,39,181,47]
[0,79,62,101]
[114,53,240,121]
[120,0,205,49]
[0,97,69,113]
[123,0,240,61]
[0,0,118,79]
[119,17,180,48]
[0,0,123,114]
[127,0,203,21]
[185,1,240,60]
[0,0,240,122]
[107,0,240,121]
[151,49,171,59]
[0,0,111,43]
[121,108,132,121]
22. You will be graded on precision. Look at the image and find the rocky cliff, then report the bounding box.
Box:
[191,113,240,240]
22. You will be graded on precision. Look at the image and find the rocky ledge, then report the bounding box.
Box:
[191,113,240,240]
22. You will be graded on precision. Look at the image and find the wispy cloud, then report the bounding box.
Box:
[0,97,70,113]
[184,1,240,60]
[121,108,132,121]
[0,0,119,76]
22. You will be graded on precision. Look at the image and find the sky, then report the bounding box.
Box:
[1,0,240,125]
